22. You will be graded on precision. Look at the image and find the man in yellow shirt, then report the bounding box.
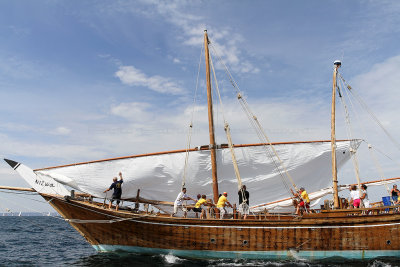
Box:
[193,195,212,219]
[216,192,233,219]
[291,187,310,215]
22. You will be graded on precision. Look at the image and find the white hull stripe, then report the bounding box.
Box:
[92,245,400,259]
[117,217,400,229]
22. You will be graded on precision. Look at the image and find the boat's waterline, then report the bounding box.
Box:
[92,245,400,260]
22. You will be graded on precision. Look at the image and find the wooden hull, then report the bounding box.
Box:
[45,195,400,260]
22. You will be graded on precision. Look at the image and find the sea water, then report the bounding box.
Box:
[0,216,398,266]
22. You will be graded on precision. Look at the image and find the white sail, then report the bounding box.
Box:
[4,159,70,196]
[35,140,359,207]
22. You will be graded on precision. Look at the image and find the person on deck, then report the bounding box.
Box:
[360,184,370,208]
[216,192,233,219]
[103,172,123,211]
[191,194,201,213]
[238,185,250,220]
[350,185,361,208]
[391,184,400,204]
[193,195,213,219]
[172,188,195,218]
[291,187,310,215]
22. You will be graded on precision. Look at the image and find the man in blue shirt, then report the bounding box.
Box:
[104,172,123,211]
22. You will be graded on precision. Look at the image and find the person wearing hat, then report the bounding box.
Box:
[216,192,233,219]
[291,187,310,215]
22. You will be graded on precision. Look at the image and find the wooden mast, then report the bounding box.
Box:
[204,30,219,204]
[331,60,341,209]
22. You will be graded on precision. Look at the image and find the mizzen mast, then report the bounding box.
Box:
[204,30,219,204]
[331,60,341,209]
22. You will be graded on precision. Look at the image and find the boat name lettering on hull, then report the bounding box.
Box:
[35,179,55,188]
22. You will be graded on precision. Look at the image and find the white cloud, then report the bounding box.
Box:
[98,54,122,66]
[352,54,400,104]
[339,54,400,152]
[0,133,106,161]
[115,65,185,95]
[0,54,43,80]
[0,166,17,176]
[53,127,71,135]
[100,1,259,74]
[110,102,151,121]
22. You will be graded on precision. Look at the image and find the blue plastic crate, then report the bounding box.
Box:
[382,196,391,206]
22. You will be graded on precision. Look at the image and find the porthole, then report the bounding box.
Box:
[243,240,248,246]
[210,238,216,244]
[387,240,391,245]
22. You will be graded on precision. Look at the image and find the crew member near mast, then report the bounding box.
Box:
[360,184,370,208]
[172,187,195,218]
[104,172,123,211]
[291,187,310,215]
[216,192,233,219]
[238,185,250,220]
[350,185,361,208]
[193,194,213,219]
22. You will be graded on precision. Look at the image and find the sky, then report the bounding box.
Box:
[1,0,400,212]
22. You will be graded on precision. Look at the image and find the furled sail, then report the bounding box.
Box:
[35,140,360,207]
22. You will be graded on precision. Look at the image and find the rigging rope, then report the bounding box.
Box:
[209,51,243,191]
[338,73,400,151]
[181,45,204,189]
[336,74,363,205]
[209,42,297,198]
[366,142,391,195]
[338,73,396,196]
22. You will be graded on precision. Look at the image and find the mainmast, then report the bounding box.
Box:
[331,60,341,209]
[204,30,219,204]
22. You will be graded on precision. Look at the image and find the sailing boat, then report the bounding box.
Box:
[2,31,400,260]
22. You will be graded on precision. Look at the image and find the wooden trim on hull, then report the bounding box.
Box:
[42,195,400,259]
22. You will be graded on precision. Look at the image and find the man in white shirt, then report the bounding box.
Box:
[172,187,194,218]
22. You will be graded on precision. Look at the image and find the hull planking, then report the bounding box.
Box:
[43,194,400,260]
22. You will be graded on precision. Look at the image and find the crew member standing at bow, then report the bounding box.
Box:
[104,172,124,211]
